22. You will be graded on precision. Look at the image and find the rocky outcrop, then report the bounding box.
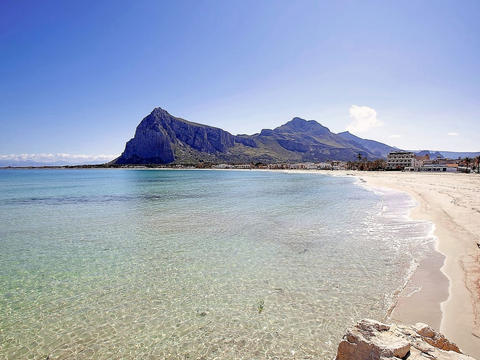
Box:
[114,108,237,164]
[336,319,476,360]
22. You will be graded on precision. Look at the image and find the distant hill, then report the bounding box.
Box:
[113,108,394,165]
[0,159,111,167]
[411,150,480,159]
[0,160,56,167]
[413,150,444,159]
[337,131,397,158]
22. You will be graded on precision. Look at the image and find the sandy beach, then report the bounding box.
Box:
[329,171,480,358]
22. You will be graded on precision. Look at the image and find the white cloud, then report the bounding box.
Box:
[447,132,459,136]
[346,105,383,134]
[389,134,401,138]
[0,153,118,165]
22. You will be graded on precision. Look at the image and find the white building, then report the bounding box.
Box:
[387,152,420,170]
[213,164,233,169]
[317,162,333,170]
[419,164,457,172]
[233,164,251,169]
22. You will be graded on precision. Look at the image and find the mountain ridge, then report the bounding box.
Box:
[114,107,386,165]
[337,131,397,158]
[113,107,478,165]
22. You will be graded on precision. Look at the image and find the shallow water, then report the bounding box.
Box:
[0,169,434,359]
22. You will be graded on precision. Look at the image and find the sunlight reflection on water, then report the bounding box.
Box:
[0,169,434,359]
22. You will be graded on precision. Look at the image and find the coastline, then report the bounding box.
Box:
[318,170,480,358]
[356,179,449,330]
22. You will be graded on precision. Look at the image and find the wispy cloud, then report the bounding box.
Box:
[346,105,383,134]
[389,134,401,138]
[0,153,117,165]
[447,132,459,136]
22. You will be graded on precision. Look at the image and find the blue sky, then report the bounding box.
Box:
[1,0,479,163]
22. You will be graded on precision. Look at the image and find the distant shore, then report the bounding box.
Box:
[307,170,480,358]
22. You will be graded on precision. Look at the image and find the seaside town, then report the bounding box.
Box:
[4,152,480,173]
[180,151,480,173]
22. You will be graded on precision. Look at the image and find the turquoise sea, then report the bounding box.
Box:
[0,169,434,359]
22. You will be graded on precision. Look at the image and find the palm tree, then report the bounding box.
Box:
[357,153,362,162]
[464,157,472,172]
[475,156,480,174]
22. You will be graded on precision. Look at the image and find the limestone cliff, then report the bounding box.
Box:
[114,108,236,164]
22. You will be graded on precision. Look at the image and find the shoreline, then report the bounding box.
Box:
[355,179,448,331]
[321,170,480,358]
[284,170,448,329]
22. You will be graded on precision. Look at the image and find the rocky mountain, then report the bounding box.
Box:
[246,117,375,162]
[338,131,397,158]
[113,107,395,165]
[114,108,236,164]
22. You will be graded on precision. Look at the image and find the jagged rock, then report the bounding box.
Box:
[412,323,461,353]
[335,319,476,360]
[115,108,236,164]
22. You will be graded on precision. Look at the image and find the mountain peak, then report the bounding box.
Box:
[291,116,308,123]
[151,107,171,116]
[280,117,309,129]
[279,117,330,135]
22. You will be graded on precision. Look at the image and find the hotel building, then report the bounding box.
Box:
[386,151,420,170]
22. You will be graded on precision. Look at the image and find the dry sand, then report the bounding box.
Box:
[331,171,480,358]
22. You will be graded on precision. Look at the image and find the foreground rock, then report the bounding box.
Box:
[336,319,476,360]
